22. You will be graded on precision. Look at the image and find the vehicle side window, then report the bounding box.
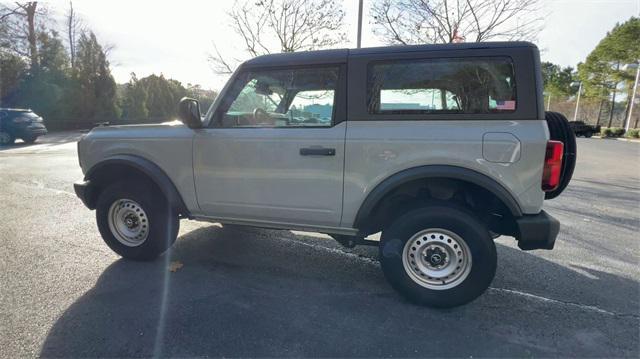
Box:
[367,57,516,115]
[219,67,338,128]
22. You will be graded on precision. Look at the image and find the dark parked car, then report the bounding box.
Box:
[0,108,48,145]
[569,120,600,137]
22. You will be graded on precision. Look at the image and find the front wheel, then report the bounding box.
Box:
[379,204,497,308]
[96,181,179,261]
[0,131,15,145]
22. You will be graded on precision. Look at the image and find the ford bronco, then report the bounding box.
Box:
[74,42,576,307]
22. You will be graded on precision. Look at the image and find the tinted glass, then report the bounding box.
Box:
[222,67,338,128]
[368,57,516,114]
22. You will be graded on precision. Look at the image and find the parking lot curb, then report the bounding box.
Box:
[592,136,640,143]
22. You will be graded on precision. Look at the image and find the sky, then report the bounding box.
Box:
[42,0,640,90]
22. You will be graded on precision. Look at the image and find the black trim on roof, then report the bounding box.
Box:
[242,49,348,67]
[350,41,537,55]
[241,41,537,67]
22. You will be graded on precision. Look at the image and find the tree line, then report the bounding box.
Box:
[0,2,215,130]
[541,17,639,128]
[2,1,637,131]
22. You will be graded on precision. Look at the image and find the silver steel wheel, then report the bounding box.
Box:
[107,199,149,247]
[402,228,472,290]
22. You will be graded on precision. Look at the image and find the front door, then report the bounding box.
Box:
[193,65,346,228]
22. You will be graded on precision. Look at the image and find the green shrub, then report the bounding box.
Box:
[600,127,613,137]
[611,127,626,137]
[625,129,640,138]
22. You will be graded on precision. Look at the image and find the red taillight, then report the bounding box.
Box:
[542,140,564,191]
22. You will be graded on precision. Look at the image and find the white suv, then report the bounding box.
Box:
[74,42,576,307]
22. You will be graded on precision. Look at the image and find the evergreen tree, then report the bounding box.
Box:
[0,52,28,105]
[579,17,640,120]
[2,3,216,129]
[542,62,576,98]
[73,31,120,122]
[10,30,71,126]
[121,73,149,121]
[185,83,217,114]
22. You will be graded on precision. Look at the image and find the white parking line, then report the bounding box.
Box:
[271,231,639,319]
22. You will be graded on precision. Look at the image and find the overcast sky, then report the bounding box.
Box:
[44,0,640,90]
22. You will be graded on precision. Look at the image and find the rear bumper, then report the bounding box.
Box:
[73,180,95,209]
[515,210,560,250]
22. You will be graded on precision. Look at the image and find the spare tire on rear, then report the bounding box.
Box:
[544,111,576,199]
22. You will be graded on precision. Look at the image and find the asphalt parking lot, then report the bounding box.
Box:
[1,133,638,358]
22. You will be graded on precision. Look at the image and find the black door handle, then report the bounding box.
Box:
[300,147,336,156]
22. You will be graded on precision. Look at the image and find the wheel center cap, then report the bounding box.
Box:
[425,247,447,268]
[124,215,138,229]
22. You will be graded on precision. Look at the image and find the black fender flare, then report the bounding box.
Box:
[83,154,188,214]
[353,165,523,229]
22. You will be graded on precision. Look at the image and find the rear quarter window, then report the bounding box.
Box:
[367,57,516,115]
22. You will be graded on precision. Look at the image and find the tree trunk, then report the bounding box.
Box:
[67,1,76,68]
[607,88,617,128]
[607,62,621,128]
[595,99,604,126]
[623,83,633,124]
[25,2,38,71]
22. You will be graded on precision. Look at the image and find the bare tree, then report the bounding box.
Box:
[65,1,83,68]
[209,0,346,74]
[0,1,48,69]
[371,0,543,45]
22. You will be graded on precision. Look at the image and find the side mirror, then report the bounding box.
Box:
[178,97,202,129]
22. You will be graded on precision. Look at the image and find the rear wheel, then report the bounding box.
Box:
[584,131,592,138]
[96,181,179,260]
[22,136,38,144]
[0,131,15,145]
[379,204,497,308]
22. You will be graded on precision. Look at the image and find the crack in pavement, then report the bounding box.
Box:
[487,287,640,320]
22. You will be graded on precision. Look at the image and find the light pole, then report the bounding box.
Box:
[571,81,583,121]
[357,0,364,48]
[545,92,551,111]
[623,62,639,131]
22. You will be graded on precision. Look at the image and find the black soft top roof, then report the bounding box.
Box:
[241,41,537,68]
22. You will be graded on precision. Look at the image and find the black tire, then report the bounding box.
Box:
[379,204,497,308]
[22,136,38,144]
[0,131,15,145]
[584,132,592,138]
[544,111,576,199]
[96,181,179,261]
